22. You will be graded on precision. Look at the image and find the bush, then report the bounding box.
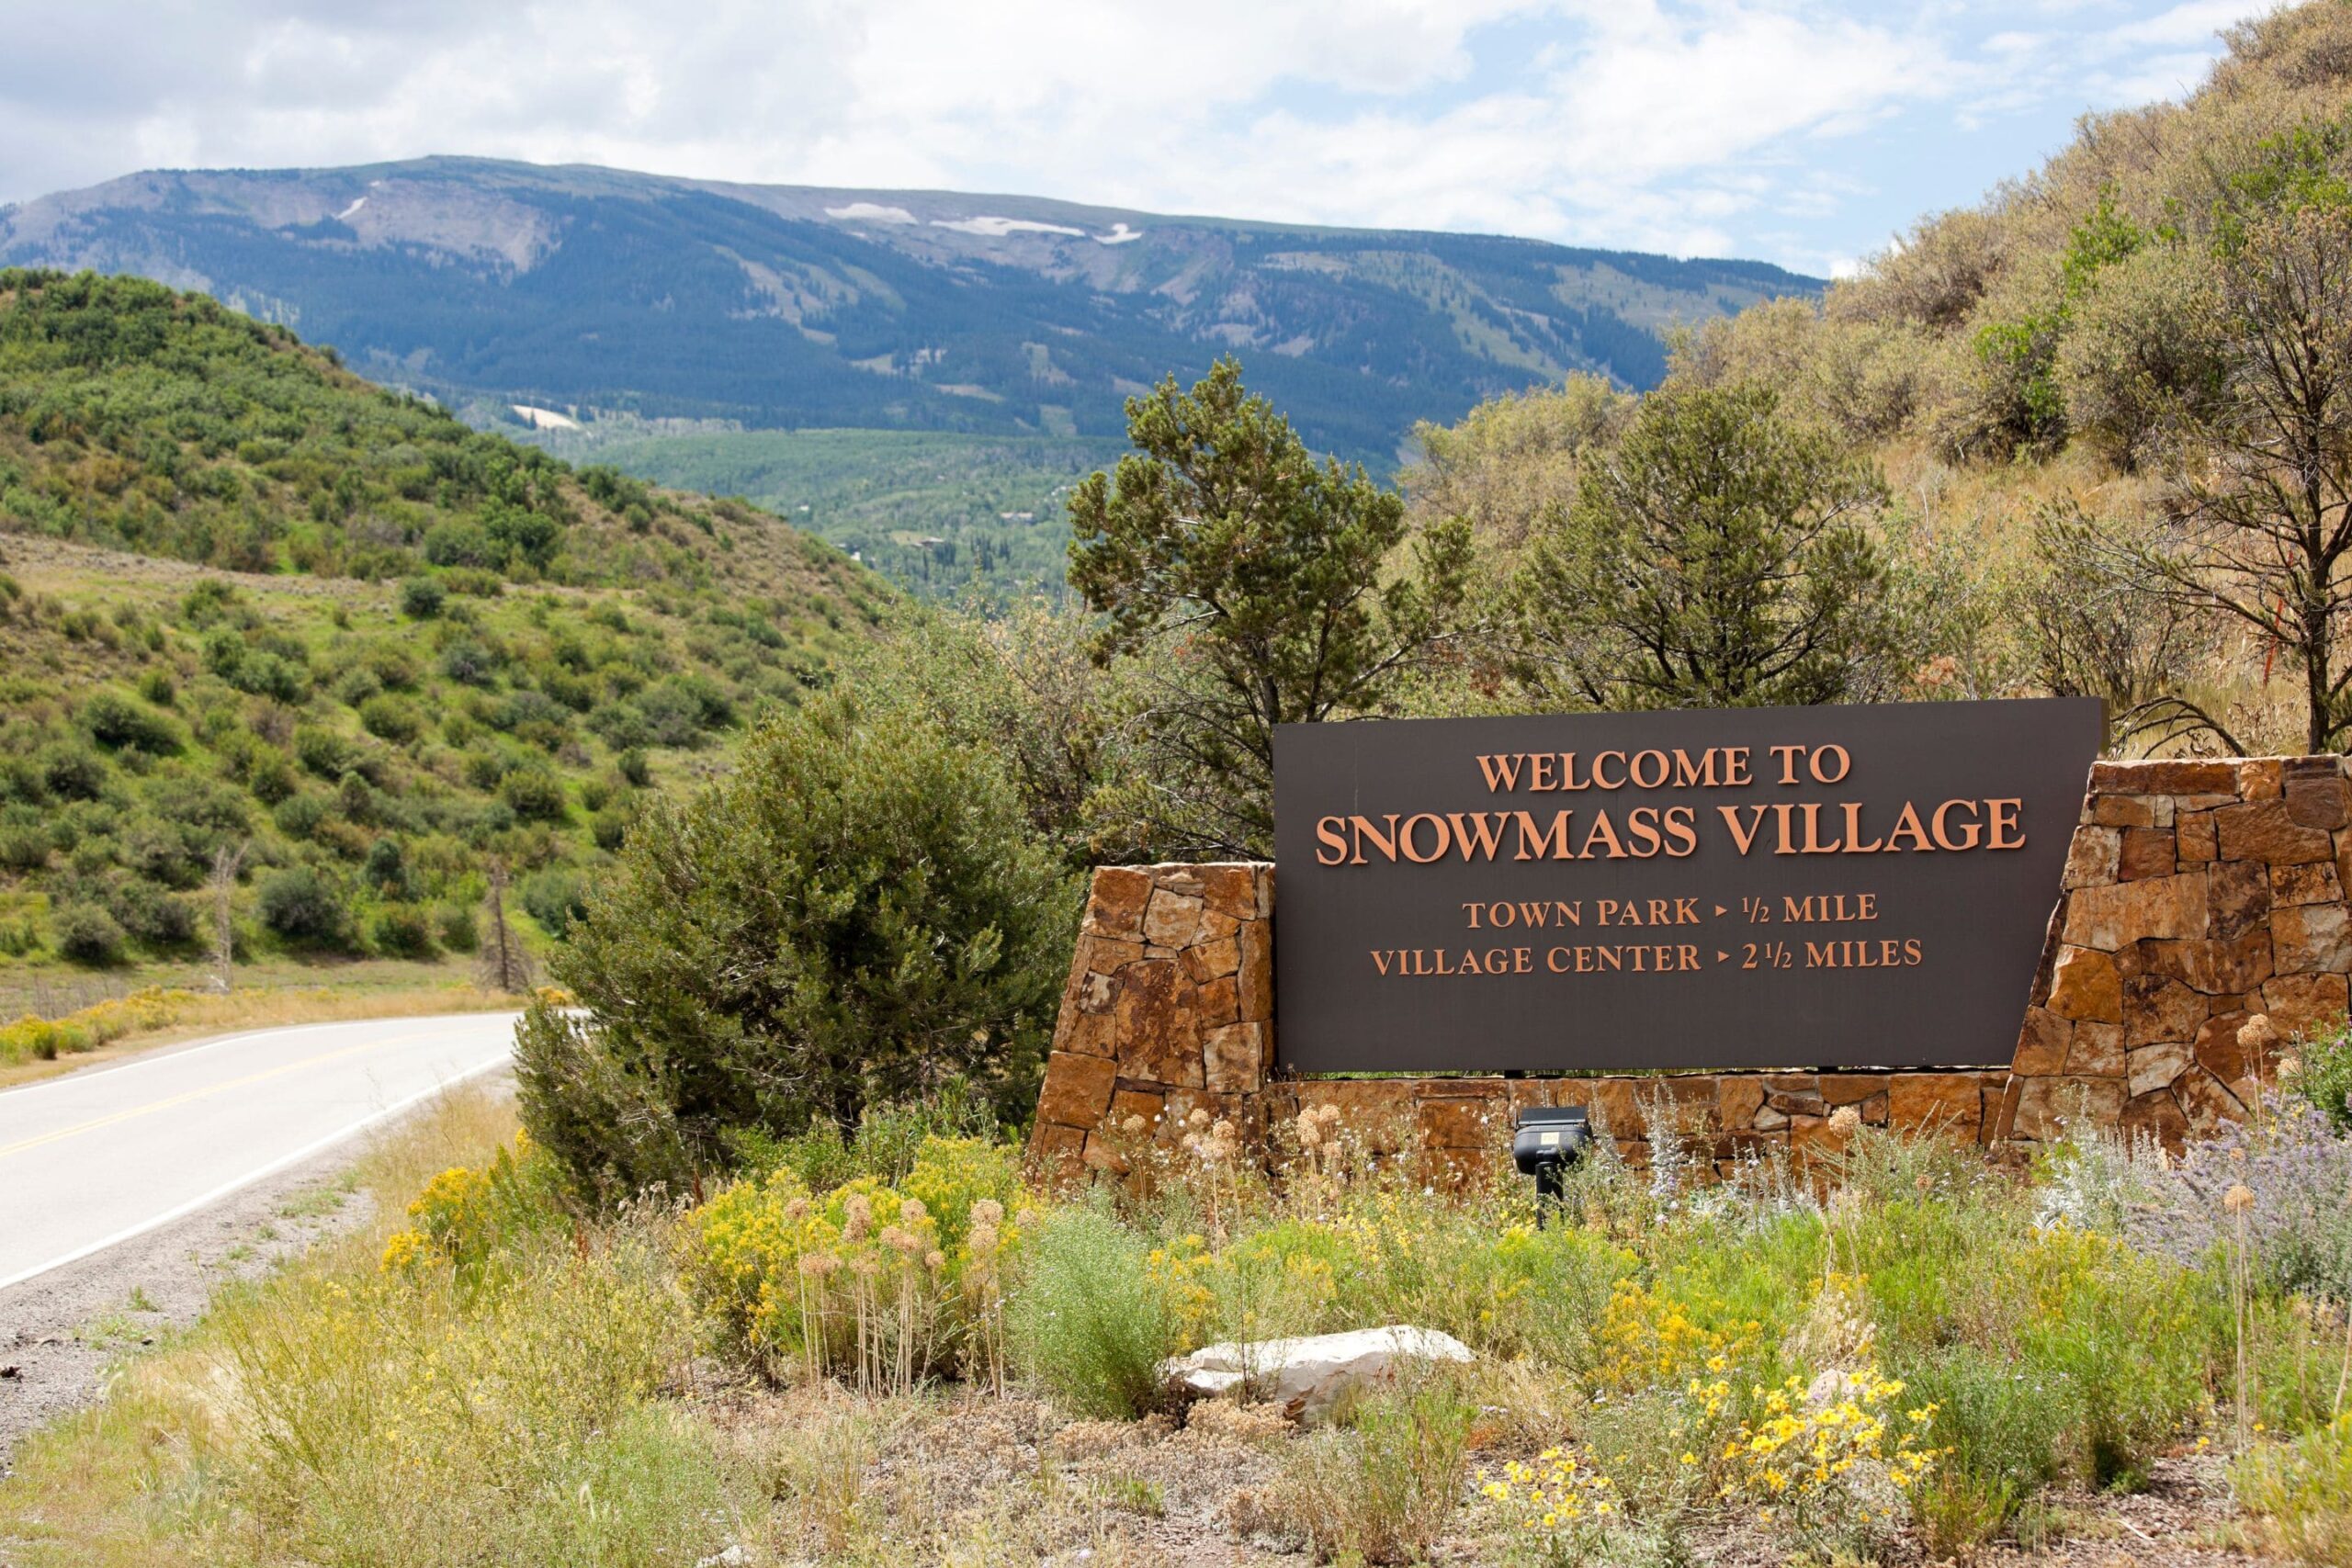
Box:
[1007,1207,1176,1419]
[685,1134,1019,1384]
[1257,1377,1475,1564]
[500,765,567,821]
[109,879,198,947]
[519,867,586,938]
[294,727,351,779]
[55,902,128,965]
[514,688,1074,1195]
[258,866,349,947]
[400,576,446,618]
[436,904,481,953]
[2236,1415,2352,1568]
[370,906,437,959]
[2290,1021,2352,1134]
[358,694,422,745]
[274,791,330,840]
[82,689,183,755]
[40,740,110,800]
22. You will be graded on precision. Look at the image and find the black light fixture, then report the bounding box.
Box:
[1511,1105,1591,1224]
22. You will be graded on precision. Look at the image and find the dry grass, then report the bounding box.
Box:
[0,980,518,1089]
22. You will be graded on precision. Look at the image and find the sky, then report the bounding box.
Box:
[0,0,2289,277]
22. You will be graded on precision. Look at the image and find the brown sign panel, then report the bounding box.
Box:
[1271,698,2104,1073]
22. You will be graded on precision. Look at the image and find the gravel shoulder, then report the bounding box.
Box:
[0,1094,424,1474]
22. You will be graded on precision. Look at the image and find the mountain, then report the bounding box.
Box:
[0,157,1820,465]
[0,267,887,982]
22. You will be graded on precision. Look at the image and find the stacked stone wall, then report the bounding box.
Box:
[1026,757,2348,1177]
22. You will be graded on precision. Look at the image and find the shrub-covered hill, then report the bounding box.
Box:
[0,269,893,977]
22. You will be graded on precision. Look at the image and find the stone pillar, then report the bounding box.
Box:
[1027,863,1274,1172]
[1995,755,2348,1149]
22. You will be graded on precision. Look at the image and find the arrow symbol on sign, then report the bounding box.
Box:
[1713,904,1727,917]
[1716,950,1730,964]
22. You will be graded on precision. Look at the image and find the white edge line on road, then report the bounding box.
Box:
[0,1012,521,1103]
[0,1051,513,1293]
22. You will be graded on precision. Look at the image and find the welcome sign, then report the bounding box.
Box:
[1270,698,2106,1072]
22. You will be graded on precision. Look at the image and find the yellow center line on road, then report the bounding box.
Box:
[0,1029,444,1163]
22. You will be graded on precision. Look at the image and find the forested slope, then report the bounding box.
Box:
[0,269,889,978]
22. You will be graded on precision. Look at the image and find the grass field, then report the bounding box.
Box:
[531,426,1124,599]
[6,1066,2350,1566]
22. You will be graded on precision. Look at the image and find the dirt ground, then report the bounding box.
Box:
[0,1138,378,1475]
[689,1380,2262,1567]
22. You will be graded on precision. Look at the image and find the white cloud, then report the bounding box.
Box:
[0,1,2279,269]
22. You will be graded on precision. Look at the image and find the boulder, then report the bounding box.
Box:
[1161,1325,1475,1423]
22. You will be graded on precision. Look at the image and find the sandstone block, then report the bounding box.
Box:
[2047,946,2122,1022]
[2063,827,2121,890]
[1237,919,1274,1022]
[1059,1011,1116,1057]
[2209,859,2272,942]
[1029,1121,1086,1176]
[2272,902,2352,973]
[2127,1039,2192,1099]
[1154,867,1206,897]
[1819,1073,1890,1106]
[2261,972,2350,1035]
[2013,1076,2126,1141]
[2284,760,2350,829]
[2174,1066,2245,1135]
[2216,799,2333,864]
[2193,1010,2256,1085]
[2069,1021,2126,1076]
[2120,828,2177,881]
[1293,1080,1416,1151]
[1766,1086,1830,1117]
[2242,760,2283,800]
[1114,961,1204,1088]
[1717,1076,1767,1130]
[2121,1087,2190,1153]
[1419,1096,1503,1150]
[1196,863,1260,920]
[1589,1078,1648,1138]
[1194,974,1239,1026]
[1078,970,1118,1014]
[1144,888,1205,949]
[2095,760,2240,795]
[1108,1086,1167,1129]
[1204,1022,1266,1092]
[2272,862,2343,907]
[2122,975,2204,1049]
[2138,931,2272,995]
[2177,811,2218,864]
[2012,1008,2072,1075]
[1086,868,1153,940]
[2063,873,2206,950]
[1889,1074,1984,1135]
[1182,936,1241,982]
[2092,795,2156,829]
[1035,1051,1118,1127]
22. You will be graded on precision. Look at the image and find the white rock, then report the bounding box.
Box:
[1161,1325,1474,1423]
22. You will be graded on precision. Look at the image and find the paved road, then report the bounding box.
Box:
[0,1011,518,1290]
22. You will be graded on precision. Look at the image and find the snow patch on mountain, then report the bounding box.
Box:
[824,202,917,224]
[931,215,1084,239]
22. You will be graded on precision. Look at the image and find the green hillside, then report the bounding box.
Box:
[0,268,890,982]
